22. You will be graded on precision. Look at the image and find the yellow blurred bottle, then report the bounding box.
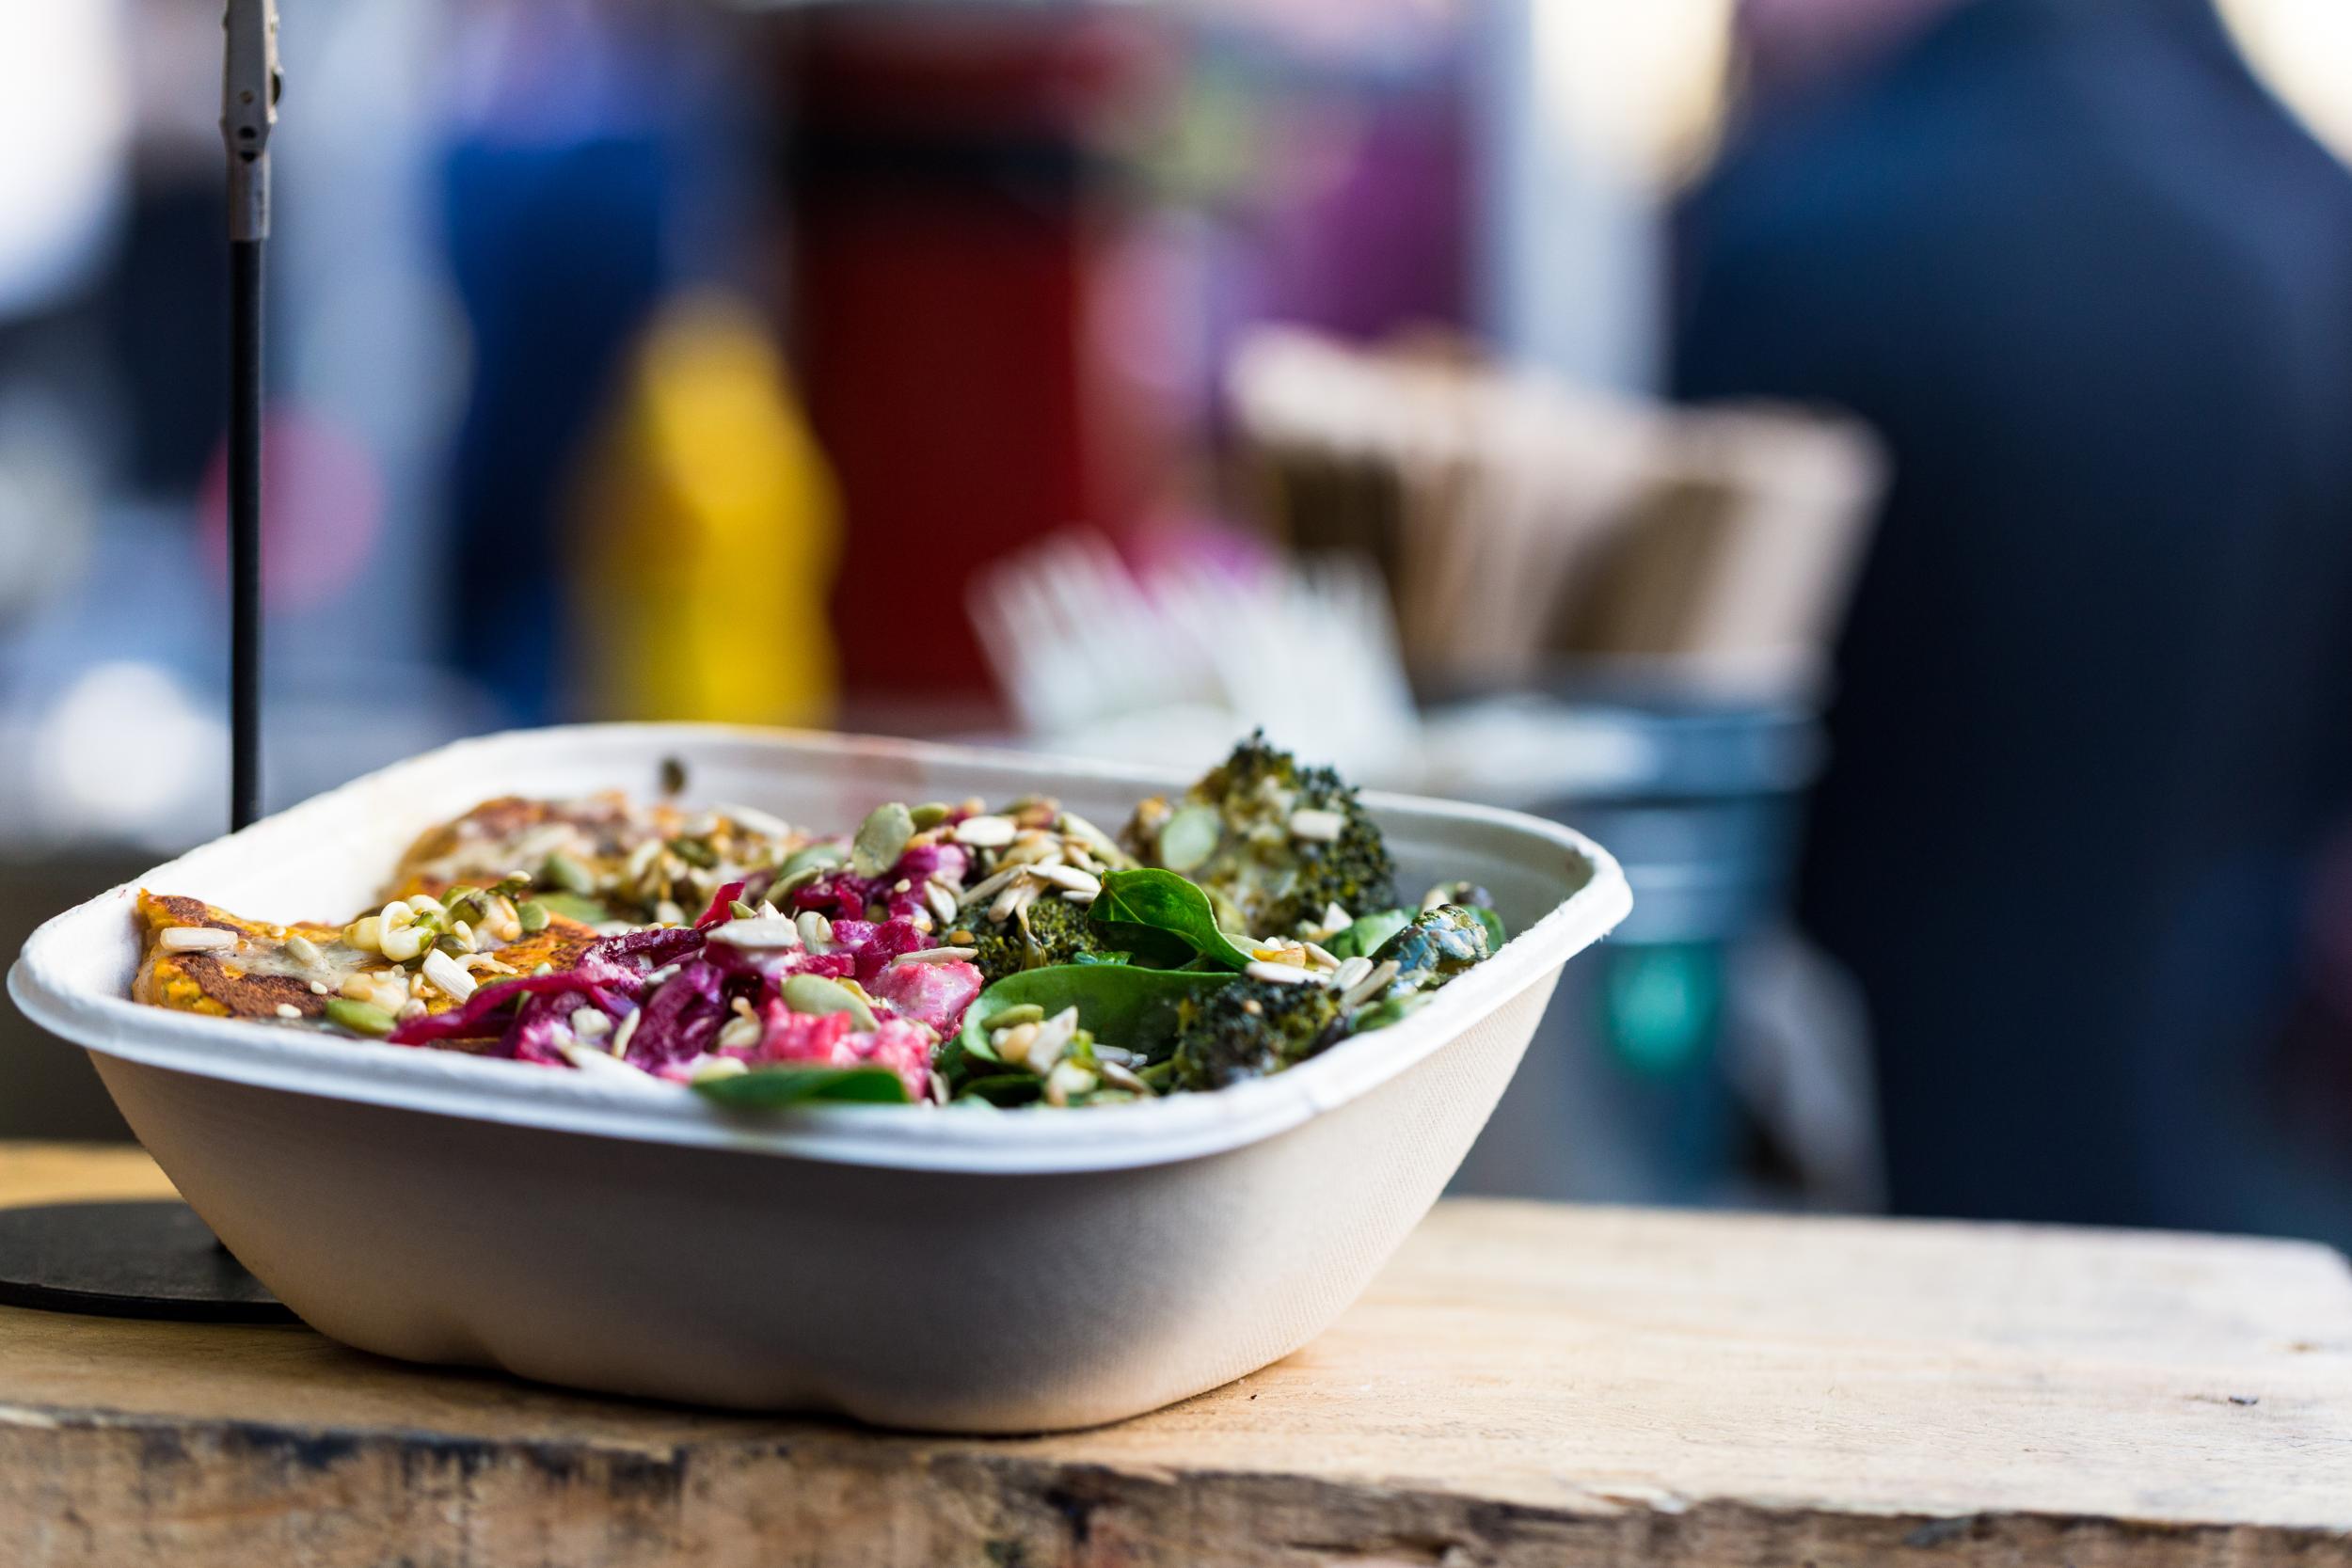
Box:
[573,292,840,726]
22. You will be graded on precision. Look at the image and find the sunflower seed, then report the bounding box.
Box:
[989,876,1041,924]
[570,1007,612,1040]
[1247,959,1319,985]
[1342,959,1400,1008]
[895,946,978,964]
[158,927,237,953]
[690,1054,748,1083]
[274,1003,302,1020]
[710,916,803,951]
[796,911,835,951]
[953,814,1017,848]
[421,948,478,1003]
[961,863,1031,906]
[1287,808,1346,842]
[1332,955,1373,992]
[1031,863,1101,895]
[1026,1007,1081,1073]
[925,880,960,925]
[1098,1060,1150,1094]
[715,1012,763,1051]
[611,1008,642,1056]
[560,1042,657,1082]
[1302,942,1342,971]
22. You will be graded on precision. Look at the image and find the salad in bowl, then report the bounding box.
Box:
[133,735,1508,1113]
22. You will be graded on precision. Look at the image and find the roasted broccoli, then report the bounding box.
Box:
[969,895,1110,985]
[1373,904,1491,994]
[1171,976,1344,1090]
[1124,732,1397,938]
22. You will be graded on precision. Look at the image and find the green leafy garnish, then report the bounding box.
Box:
[1089,868,1257,971]
[1327,908,1412,960]
[955,1073,1043,1107]
[691,1065,913,1108]
[949,963,1236,1075]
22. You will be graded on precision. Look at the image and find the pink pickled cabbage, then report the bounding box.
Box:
[388,846,985,1101]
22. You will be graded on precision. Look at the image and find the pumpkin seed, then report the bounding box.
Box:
[1155,803,1223,872]
[325,998,396,1037]
[541,850,596,896]
[780,974,878,1032]
[908,801,952,830]
[777,841,848,880]
[850,802,915,878]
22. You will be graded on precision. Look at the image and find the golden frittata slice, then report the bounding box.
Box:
[386,792,816,926]
[134,890,597,1027]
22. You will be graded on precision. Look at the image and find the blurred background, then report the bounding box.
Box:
[4,0,2350,1245]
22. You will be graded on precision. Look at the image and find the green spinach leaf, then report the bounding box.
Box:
[1089,868,1257,970]
[691,1065,913,1109]
[1326,908,1411,960]
[953,962,1237,1069]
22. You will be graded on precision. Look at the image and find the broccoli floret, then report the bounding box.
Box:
[1172,977,1343,1090]
[969,895,1108,986]
[1372,905,1491,994]
[1125,732,1396,938]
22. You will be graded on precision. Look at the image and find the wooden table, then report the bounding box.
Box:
[1,1144,2345,1566]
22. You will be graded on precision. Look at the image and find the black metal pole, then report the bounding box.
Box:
[223,0,277,830]
[230,235,263,831]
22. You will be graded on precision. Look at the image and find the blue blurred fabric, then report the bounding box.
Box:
[1675,0,2352,1238]
[442,136,668,724]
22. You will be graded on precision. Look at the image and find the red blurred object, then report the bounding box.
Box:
[775,8,1174,703]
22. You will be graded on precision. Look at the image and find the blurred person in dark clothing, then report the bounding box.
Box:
[1675,0,2352,1241]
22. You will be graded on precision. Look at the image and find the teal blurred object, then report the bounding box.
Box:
[1448,684,1825,1205]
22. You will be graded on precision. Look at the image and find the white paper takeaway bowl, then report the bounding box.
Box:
[9,725,1629,1433]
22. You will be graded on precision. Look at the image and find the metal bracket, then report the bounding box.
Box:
[221,0,281,242]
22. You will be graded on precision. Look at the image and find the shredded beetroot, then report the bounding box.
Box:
[622,958,726,1072]
[693,880,748,930]
[383,840,983,1095]
[829,917,930,981]
[790,841,972,927]
[389,973,627,1046]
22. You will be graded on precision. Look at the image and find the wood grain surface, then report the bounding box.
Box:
[1,1144,2345,1566]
